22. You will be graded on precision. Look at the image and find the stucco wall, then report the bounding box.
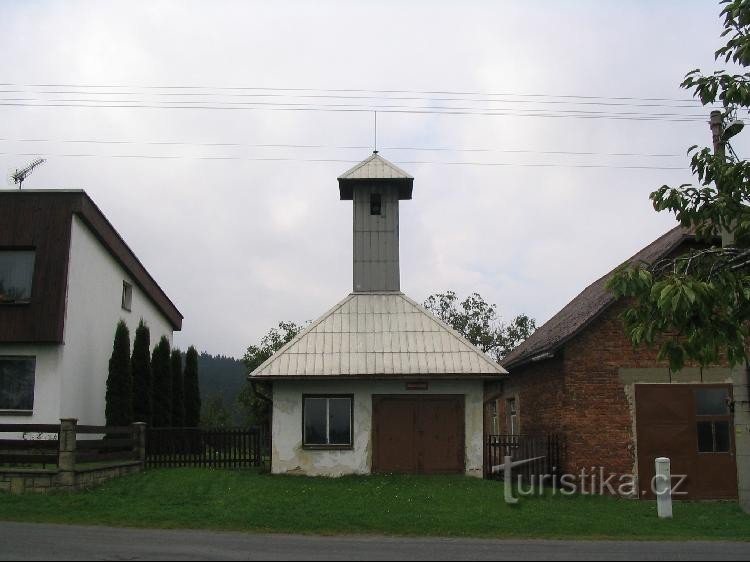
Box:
[271,379,485,477]
[57,215,175,425]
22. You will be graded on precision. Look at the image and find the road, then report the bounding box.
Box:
[0,522,747,561]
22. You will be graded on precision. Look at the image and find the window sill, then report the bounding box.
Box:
[0,410,33,416]
[302,445,353,451]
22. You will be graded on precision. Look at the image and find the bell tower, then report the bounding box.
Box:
[338,152,413,293]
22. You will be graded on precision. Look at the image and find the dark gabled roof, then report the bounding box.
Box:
[502,225,692,370]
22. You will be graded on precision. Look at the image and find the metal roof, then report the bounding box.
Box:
[249,292,508,379]
[338,153,414,200]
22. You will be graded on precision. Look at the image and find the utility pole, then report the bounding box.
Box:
[710,110,736,247]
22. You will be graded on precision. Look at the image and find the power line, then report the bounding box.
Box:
[0,151,690,170]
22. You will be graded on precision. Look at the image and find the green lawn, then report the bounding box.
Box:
[0,469,748,541]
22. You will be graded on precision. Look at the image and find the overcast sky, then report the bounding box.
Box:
[1,1,745,358]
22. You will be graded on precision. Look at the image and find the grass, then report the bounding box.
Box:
[0,469,748,541]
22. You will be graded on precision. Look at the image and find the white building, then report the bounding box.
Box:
[249,153,507,477]
[0,190,182,426]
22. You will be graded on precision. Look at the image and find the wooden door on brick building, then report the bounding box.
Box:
[372,395,465,474]
[635,384,737,500]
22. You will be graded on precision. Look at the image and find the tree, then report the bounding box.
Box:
[238,321,304,426]
[105,320,132,426]
[608,0,750,371]
[151,336,172,427]
[423,291,536,362]
[183,346,202,427]
[170,349,185,427]
[131,319,152,425]
[200,394,233,429]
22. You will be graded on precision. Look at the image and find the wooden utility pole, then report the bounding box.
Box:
[710,110,735,247]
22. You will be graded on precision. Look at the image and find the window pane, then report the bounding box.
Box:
[370,193,382,215]
[0,251,35,304]
[304,398,327,445]
[697,421,715,452]
[714,421,731,453]
[695,388,729,416]
[328,398,352,445]
[0,358,35,410]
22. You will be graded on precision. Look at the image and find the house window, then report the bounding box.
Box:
[370,193,382,215]
[303,395,353,448]
[507,398,518,435]
[0,250,35,304]
[122,281,133,311]
[0,357,35,412]
[695,387,731,453]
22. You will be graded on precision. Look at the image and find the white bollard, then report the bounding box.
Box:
[655,457,673,519]
[503,455,518,505]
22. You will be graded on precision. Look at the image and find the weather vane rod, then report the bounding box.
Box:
[374,111,378,154]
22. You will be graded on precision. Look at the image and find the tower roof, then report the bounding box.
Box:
[248,292,508,379]
[338,152,413,200]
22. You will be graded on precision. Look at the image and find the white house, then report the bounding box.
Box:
[0,190,183,426]
[249,153,507,477]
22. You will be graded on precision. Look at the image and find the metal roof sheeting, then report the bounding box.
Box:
[249,292,507,379]
[338,153,413,180]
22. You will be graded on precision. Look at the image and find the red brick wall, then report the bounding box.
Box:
[505,300,676,480]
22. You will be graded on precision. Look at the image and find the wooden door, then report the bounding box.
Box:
[372,395,465,474]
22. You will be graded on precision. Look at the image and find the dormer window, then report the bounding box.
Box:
[0,250,35,304]
[370,193,382,215]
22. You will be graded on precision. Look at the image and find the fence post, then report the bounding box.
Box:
[58,418,77,487]
[132,422,147,465]
[655,457,673,519]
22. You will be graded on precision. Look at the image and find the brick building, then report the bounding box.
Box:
[492,225,749,506]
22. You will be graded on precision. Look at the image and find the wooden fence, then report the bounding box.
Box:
[485,434,566,483]
[146,427,268,469]
[0,421,140,468]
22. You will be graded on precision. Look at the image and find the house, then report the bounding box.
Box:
[495,226,750,506]
[0,190,183,426]
[248,153,507,477]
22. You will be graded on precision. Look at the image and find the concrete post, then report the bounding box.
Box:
[58,418,77,487]
[132,422,147,464]
[655,457,673,519]
[503,455,518,505]
[736,363,750,514]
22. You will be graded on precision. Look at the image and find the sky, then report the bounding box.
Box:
[1,0,746,359]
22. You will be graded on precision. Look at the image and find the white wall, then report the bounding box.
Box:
[271,379,485,477]
[56,215,175,425]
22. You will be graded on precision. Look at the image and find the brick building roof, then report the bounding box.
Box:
[502,225,692,370]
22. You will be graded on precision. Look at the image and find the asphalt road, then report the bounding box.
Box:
[0,522,747,561]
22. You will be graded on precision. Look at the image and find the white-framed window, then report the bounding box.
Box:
[507,397,518,435]
[0,356,35,413]
[303,395,353,449]
[121,281,133,311]
[0,250,35,304]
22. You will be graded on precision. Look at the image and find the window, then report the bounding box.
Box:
[303,395,353,448]
[0,357,35,412]
[489,400,499,434]
[695,387,731,453]
[507,398,518,435]
[0,250,35,304]
[121,281,133,311]
[370,193,382,215]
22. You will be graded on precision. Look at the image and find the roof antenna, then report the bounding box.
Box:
[373,111,378,154]
[11,158,46,190]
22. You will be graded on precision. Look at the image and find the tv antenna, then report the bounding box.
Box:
[11,158,46,190]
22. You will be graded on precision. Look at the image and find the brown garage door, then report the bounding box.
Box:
[635,384,737,500]
[372,395,465,474]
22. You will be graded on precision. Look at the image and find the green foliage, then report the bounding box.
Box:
[423,291,536,362]
[183,346,201,427]
[105,320,132,426]
[608,0,750,371]
[131,320,152,425]
[200,394,233,429]
[238,321,304,426]
[170,349,184,427]
[197,353,247,424]
[150,336,172,428]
